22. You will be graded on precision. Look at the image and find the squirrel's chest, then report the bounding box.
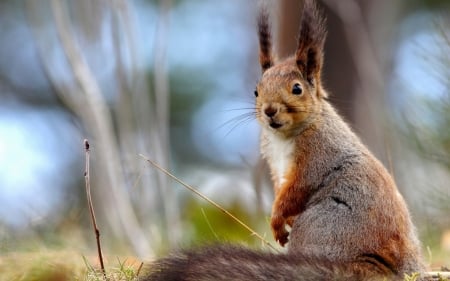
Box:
[261,132,296,189]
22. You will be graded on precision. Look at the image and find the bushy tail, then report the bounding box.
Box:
[142,244,398,281]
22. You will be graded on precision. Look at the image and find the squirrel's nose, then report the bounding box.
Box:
[264,106,277,117]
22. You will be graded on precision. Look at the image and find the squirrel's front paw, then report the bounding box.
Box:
[286,216,296,227]
[271,214,289,246]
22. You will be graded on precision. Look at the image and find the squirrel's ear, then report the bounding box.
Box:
[296,0,327,88]
[258,9,274,73]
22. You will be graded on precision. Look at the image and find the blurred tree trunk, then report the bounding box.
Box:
[277,0,402,162]
[26,0,184,258]
[277,0,356,123]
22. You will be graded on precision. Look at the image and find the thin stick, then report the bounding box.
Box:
[84,139,106,279]
[139,154,278,252]
[136,261,144,277]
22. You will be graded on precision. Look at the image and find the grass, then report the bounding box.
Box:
[0,251,80,281]
[83,256,143,281]
[1,144,447,281]
[0,251,143,281]
[0,250,448,281]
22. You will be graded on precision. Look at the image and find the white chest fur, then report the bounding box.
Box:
[261,130,295,189]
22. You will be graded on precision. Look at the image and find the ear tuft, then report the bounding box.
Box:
[258,9,274,73]
[295,0,327,86]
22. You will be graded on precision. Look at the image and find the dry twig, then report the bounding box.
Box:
[139,154,278,252]
[49,0,151,257]
[84,139,106,279]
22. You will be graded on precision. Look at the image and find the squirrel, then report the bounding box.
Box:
[143,0,425,280]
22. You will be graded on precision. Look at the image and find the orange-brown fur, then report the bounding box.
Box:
[256,0,424,276]
[144,1,425,280]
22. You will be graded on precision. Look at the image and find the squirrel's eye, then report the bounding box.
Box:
[254,90,258,97]
[292,83,302,95]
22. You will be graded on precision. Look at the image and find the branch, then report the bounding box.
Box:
[139,154,278,252]
[50,0,152,257]
[84,139,106,279]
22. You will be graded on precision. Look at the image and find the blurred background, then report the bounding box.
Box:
[0,0,449,274]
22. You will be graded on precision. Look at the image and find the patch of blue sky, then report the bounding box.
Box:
[389,11,448,128]
[0,103,81,228]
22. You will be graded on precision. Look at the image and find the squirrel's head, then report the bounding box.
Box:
[255,0,327,136]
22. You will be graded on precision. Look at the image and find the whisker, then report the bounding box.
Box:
[213,105,337,139]
[214,112,256,133]
[223,114,256,138]
[285,106,337,118]
[220,107,257,113]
